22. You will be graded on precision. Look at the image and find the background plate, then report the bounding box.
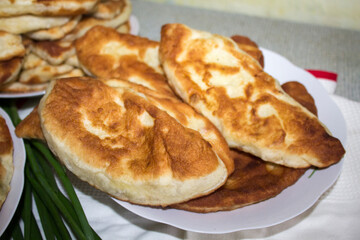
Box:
[129,15,140,35]
[113,48,347,233]
[0,108,26,236]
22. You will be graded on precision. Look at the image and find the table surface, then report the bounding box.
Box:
[132,0,360,102]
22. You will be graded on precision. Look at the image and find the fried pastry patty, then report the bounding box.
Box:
[38,77,230,206]
[159,23,345,168]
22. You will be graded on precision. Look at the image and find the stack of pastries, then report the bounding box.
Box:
[0,0,132,93]
[15,24,345,211]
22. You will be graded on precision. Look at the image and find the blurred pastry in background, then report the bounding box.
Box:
[0,0,133,94]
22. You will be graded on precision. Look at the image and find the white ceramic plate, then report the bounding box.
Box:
[0,108,26,236]
[0,15,140,99]
[129,15,140,36]
[0,90,46,99]
[113,48,347,233]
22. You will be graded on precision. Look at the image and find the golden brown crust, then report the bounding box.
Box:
[103,78,234,174]
[0,31,25,61]
[282,81,318,116]
[15,106,45,141]
[76,26,174,97]
[31,40,75,65]
[38,77,228,206]
[0,0,100,17]
[116,20,131,34]
[0,57,23,86]
[26,15,81,41]
[0,15,72,35]
[231,35,264,68]
[14,77,234,175]
[62,0,132,42]
[0,117,12,156]
[92,0,127,20]
[159,23,345,168]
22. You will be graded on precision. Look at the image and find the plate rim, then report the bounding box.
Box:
[0,90,46,99]
[0,108,26,236]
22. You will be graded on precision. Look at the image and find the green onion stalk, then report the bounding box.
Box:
[1,100,100,240]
